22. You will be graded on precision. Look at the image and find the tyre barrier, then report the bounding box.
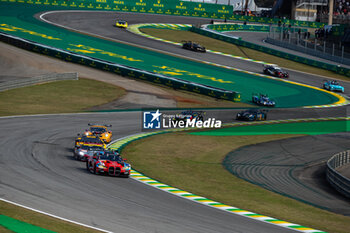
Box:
[190,26,350,78]
[0,32,240,102]
[326,150,350,198]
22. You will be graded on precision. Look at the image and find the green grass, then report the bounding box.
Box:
[123,132,350,233]
[191,120,350,136]
[0,201,102,233]
[0,78,126,116]
[140,28,350,81]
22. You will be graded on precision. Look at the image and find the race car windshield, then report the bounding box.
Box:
[118,21,126,24]
[83,138,102,143]
[90,127,106,133]
[106,155,123,162]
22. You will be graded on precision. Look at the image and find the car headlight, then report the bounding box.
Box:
[79,151,84,156]
[105,133,109,137]
[84,132,89,135]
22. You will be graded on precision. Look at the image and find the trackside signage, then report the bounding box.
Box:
[143,109,221,130]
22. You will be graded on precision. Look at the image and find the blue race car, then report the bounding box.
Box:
[323,80,344,92]
[252,94,275,107]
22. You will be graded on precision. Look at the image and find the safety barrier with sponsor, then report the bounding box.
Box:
[206,24,307,33]
[0,73,78,92]
[190,26,350,77]
[3,0,326,28]
[327,150,350,198]
[0,32,240,102]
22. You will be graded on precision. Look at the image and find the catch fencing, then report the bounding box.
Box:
[0,73,78,92]
[327,150,350,198]
[190,26,350,77]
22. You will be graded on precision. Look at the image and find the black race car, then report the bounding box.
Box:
[182,41,206,52]
[236,109,267,121]
[263,65,289,78]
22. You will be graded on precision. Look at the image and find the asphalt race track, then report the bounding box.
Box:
[41,11,350,96]
[224,132,350,216]
[1,7,350,233]
[0,112,296,233]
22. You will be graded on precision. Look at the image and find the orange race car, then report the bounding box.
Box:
[83,124,113,143]
[75,135,107,149]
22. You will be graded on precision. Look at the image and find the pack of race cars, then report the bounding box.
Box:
[74,124,131,178]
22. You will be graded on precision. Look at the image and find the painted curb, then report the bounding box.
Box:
[107,117,350,233]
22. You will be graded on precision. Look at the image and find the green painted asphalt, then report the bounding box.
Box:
[0,215,56,233]
[190,120,349,136]
[0,2,342,108]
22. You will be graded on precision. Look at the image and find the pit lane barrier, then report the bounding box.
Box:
[107,117,350,233]
[5,0,327,29]
[0,73,78,92]
[0,32,240,102]
[327,150,350,198]
[190,26,350,78]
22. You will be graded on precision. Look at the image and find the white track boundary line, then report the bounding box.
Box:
[0,198,113,233]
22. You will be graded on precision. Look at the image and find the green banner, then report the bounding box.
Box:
[207,24,308,33]
[3,0,329,29]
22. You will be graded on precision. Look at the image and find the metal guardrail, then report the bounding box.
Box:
[265,37,350,66]
[326,150,350,198]
[0,73,78,92]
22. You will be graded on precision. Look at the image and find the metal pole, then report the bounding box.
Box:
[289,31,291,44]
[280,27,282,40]
[324,41,326,53]
[328,0,334,25]
[342,46,344,62]
[315,39,317,50]
[305,40,307,51]
[332,43,335,56]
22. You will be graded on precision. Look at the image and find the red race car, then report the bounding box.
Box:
[86,151,131,178]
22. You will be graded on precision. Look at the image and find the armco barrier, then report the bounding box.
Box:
[5,0,326,29]
[327,150,350,198]
[0,73,78,92]
[190,26,350,77]
[0,32,240,102]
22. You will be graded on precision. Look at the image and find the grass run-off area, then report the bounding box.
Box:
[123,132,350,233]
[140,28,350,81]
[0,201,102,233]
[0,78,126,116]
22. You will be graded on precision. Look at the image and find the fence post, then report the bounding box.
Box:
[332,43,335,56]
[315,39,317,50]
[323,41,326,53]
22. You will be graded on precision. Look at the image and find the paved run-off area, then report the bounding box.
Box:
[0,2,344,108]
